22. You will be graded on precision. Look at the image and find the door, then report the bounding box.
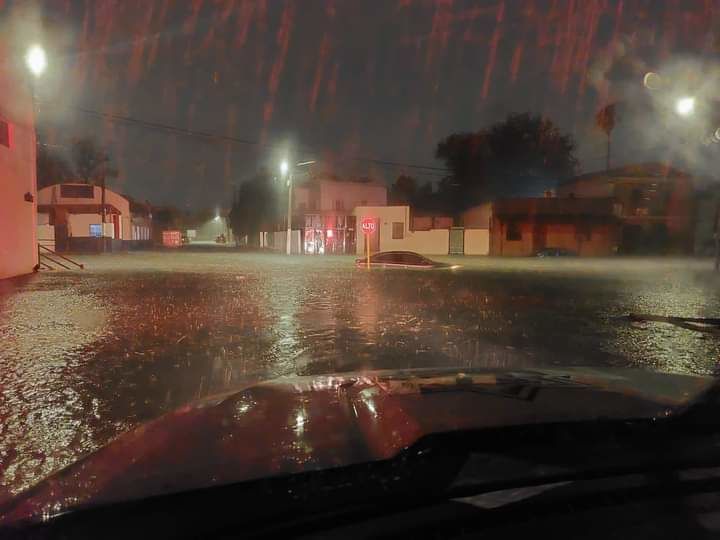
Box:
[449,227,464,255]
[112,215,121,239]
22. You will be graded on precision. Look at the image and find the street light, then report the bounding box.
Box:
[675,96,695,117]
[25,45,47,77]
[280,159,315,255]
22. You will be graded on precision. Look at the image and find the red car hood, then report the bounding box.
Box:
[0,367,712,525]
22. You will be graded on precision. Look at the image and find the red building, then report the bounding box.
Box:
[0,41,38,279]
[490,198,620,256]
[558,163,695,254]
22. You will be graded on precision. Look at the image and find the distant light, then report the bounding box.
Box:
[675,96,695,116]
[326,229,333,238]
[214,215,220,222]
[25,45,47,77]
[280,160,289,176]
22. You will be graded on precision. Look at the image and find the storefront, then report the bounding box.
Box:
[303,214,356,254]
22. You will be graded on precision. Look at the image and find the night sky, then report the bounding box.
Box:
[6,0,720,209]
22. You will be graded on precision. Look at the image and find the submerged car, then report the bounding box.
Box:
[355,251,459,269]
[2,367,719,538]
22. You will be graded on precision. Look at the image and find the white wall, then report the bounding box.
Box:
[68,214,102,237]
[37,225,55,251]
[269,230,302,254]
[464,229,489,255]
[319,181,387,211]
[0,53,37,279]
[353,206,449,255]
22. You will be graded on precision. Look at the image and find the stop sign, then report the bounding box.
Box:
[361,217,376,234]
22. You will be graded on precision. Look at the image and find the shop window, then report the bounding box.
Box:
[89,224,103,237]
[506,222,522,241]
[0,120,10,148]
[392,222,404,239]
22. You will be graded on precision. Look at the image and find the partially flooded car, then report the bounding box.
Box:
[355,251,460,270]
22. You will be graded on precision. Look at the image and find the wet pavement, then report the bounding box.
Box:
[1,251,720,498]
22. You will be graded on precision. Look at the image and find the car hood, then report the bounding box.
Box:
[0,367,713,524]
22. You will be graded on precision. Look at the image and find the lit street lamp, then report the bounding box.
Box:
[675,96,695,117]
[280,159,315,255]
[25,45,47,78]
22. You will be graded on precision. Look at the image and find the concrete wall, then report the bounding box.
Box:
[464,229,489,255]
[37,224,55,251]
[490,219,618,256]
[462,203,492,228]
[0,48,38,279]
[353,206,449,255]
[319,181,386,211]
[68,213,103,237]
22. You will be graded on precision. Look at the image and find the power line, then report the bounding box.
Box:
[38,100,452,176]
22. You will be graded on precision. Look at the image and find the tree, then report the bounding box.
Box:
[71,137,119,225]
[435,113,578,210]
[228,170,280,246]
[71,137,118,184]
[36,145,73,188]
[389,175,417,205]
[596,103,618,171]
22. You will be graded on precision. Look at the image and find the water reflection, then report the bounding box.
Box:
[1,253,720,497]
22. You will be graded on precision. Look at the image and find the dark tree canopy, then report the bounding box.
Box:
[228,170,280,244]
[71,137,118,184]
[389,175,417,204]
[435,113,578,210]
[36,145,73,188]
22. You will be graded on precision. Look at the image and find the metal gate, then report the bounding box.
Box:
[449,227,464,255]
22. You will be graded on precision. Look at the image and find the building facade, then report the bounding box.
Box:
[558,163,695,254]
[352,206,451,256]
[0,43,38,279]
[294,178,387,254]
[37,183,132,251]
[490,198,620,256]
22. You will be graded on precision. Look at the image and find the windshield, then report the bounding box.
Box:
[2,0,720,524]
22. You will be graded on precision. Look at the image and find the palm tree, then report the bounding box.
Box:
[595,103,617,172]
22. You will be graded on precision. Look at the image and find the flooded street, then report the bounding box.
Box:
[1,251,720,497]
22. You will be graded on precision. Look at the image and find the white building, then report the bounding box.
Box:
[37,183,140,251]
[352,206,451,256]
[0,43,38,279]
[294,178,387,254]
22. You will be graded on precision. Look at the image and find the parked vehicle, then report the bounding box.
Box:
[355,251,459,269]
[535,247,577,257]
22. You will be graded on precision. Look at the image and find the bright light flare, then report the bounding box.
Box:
[675,96,695,117]
[25,45,47,76]
[280,160,289,176]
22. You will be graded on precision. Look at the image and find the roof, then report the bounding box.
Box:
[493,197,617,218]
[562,162,690,186]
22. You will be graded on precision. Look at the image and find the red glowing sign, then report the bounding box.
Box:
[361,218,376,235]
[162,230,182,247]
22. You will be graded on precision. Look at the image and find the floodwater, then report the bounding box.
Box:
[1,251,720,497]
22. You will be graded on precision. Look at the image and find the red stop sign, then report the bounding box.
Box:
[361,218,376,234]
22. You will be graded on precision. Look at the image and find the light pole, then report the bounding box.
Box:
[280,159,315,255]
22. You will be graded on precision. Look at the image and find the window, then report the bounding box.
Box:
[334,199,344,210]
[297,202,307,211]
[392,222,404,239]
[0,120,10,148]
[89,224,103,237]
[61,184,94,198]
[506,222,522,241]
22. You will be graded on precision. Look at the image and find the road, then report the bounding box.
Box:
[1,251,720,497]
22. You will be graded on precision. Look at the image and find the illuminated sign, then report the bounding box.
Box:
[361,217,376,235]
